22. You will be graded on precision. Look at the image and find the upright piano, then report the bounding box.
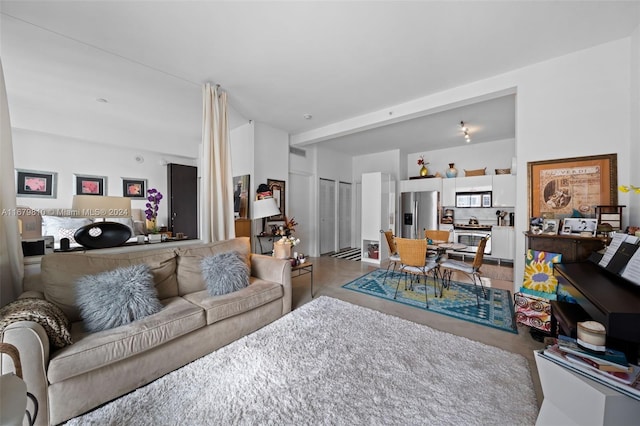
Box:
[554,262,640,362]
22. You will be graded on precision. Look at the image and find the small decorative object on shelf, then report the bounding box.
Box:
[446,163,458,178]
[273,235,300,259]
[417,155,429,177]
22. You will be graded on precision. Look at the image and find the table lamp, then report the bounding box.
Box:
[71,195,133,249]
[252,197,280,235]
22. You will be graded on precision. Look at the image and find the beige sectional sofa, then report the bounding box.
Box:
[1,237,291,425]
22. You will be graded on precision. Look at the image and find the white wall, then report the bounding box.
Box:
[252,122,289,237]
[630,26,640,217]
[407,139,515,179]
[230,121,255,184]
[12,128,197,227]
[311,37,633,290]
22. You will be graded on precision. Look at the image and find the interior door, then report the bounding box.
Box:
[289,171,312,256]
[319,178,336,254]
[167,163,198,238]
[338,181,352,250]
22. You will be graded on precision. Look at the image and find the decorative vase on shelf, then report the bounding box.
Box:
[419,165,428,177]
[146,218,157,233]
[446,163,458,178]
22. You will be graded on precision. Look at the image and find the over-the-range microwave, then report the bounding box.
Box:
[455,191,492,208]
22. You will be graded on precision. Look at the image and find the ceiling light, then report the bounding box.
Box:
[303,114,312,120]
[460,121,472,143]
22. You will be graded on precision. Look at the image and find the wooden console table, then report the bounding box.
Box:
[525,232,606,262]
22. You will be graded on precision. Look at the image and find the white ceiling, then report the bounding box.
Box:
[1,1,638,157]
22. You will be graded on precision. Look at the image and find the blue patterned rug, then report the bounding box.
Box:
[342,269,517,333]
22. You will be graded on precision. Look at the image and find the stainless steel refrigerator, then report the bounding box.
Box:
[401,191,439,239]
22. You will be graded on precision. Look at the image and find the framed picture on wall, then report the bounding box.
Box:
[15,169,57,198]
[267,178,285,220]
[528,154,617,218]
[121,177,147,198]
[74,174,106,196]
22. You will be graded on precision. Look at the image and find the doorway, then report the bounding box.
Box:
[339,181,352,250]
[319,178,336,255]
[167,163,198,238]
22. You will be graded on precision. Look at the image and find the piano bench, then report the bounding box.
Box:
[550,300,590,338]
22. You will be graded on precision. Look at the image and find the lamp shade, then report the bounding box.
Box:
[252,198,280,220]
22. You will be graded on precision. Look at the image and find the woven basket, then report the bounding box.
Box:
[495,168,511,175]
[464,167,486,176]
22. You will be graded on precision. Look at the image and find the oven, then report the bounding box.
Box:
[453,229,492,255]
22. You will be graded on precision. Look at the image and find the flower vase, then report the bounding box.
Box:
[446,163,458,178]
[146,218,157,233]
[419,165,428,177]
[273,241,291,259]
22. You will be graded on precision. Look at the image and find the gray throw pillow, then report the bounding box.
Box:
[201,251,250,296]
[76,264,163,332]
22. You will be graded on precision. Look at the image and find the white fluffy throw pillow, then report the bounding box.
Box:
[201,251,250,296]
[75,264,163,332]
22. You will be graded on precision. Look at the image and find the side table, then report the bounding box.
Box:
[291,262,314,298]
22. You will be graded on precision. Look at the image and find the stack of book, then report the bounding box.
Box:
[541,335,640,399]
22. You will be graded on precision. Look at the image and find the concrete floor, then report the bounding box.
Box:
[290,256,545,409]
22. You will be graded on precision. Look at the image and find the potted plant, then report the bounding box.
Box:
[145,188,163,242]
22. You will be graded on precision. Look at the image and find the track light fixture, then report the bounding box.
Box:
[460,121,471,143]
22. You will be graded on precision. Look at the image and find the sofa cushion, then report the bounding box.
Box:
[201,251,250,296]
[182,278,283,325]
[76,264,163,332]
[41,248,178,322]
[176,238,251,295]
[47,297,205,384]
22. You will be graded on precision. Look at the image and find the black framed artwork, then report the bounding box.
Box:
[267,178,285,220]
[122,177,147,198]
[16,169,57,198]
[74,174,106,196]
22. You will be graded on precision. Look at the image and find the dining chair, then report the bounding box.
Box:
[424,229,451,243]
[439,236,489,306]
[394,237,440,308]
[380,230,401,284]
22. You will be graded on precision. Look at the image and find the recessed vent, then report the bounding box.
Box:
[290,146,306,157]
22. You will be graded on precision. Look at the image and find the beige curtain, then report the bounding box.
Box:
[201,83,235,242]
[0,58,24,306]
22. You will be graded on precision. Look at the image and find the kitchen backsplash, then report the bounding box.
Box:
[448,207,515,226]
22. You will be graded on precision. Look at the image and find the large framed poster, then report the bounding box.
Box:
[267,178,285,220]
[528,154,617,218]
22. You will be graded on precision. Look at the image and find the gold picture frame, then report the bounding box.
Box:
[528,154,617,218]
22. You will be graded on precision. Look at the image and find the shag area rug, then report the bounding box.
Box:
[65,297,537,425]
[342,269,517,333]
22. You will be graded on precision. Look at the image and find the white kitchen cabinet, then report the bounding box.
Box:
[492,174,516,207]
[399,177,442,193]
[454,175,492,192]
[441,178,456,207]
[491,226,515,260]
[361,172,395,266]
